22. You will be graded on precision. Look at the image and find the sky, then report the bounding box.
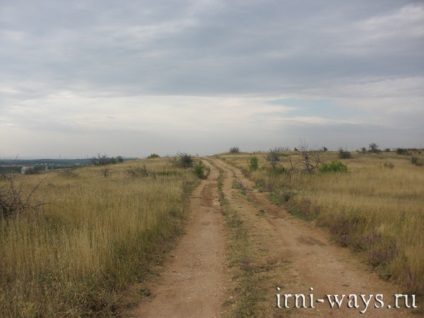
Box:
[1,0,423,158]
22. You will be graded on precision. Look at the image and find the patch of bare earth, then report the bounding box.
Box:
[129,161,230,318]
[211,158,419,318]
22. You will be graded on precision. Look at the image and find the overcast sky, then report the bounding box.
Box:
[1,0,423,158]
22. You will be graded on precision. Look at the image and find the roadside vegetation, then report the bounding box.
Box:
[218,148,424,297]
[0,157,199,317]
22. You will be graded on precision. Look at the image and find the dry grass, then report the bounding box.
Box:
[0,158,198,317]
[218,150,424,295]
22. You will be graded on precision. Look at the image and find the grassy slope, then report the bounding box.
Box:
[218,151,424,297]
[0,158,198,317]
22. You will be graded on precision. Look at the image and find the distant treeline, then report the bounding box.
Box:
[0,159,91,174]
[0,158,92,166]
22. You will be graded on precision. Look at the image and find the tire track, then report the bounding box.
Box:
[211,158,418,318]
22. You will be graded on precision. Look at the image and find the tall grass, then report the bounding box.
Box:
[218,151,424,296]
[0,159,197,317]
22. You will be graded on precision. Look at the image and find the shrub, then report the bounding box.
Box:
[147,153,160,159]
[338,148,352,159]
[266,149,280,169]
[173,153,193,168]
[193,161,206,179]
[249,156,259,171]
[319,161,348,173]
[91,154,123,165]
[396,148,409,155]
[229,147,240,154]
[411,156,422,166]
[127,165,150,177]
[101,167,111,178]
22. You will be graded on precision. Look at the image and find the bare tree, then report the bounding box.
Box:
[297,143,322,174]
[266,148,281,169]
[1,173,45,219]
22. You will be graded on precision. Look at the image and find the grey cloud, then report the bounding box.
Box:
[1,0,423,157]
[2,0,423,97]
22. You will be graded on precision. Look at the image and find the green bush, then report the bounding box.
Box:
[126,165,150,177]
[319,161,348,173]
[396,148,409,155]
[174,153,193,168]
[147,153,160,159]
[193,161,206,179]
[338,148,352,159]
[249,156,259,171]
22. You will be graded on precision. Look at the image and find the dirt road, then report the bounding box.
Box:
[130,160,230,318]
[132,158,419,317]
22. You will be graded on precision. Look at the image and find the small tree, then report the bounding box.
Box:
[229,147,240,154]
[297,143,322,174]
[369,143,380,153]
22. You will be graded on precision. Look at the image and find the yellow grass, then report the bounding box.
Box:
[218,151,424,295]
[0,158,198,317]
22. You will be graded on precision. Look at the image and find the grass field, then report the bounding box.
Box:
[0,158,198,317]
[218,150,424,296]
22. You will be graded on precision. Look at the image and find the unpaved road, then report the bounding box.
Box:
[130,160,230,318]
[131,158,419,318]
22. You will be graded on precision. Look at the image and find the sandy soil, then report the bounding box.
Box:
[131,158,420,318]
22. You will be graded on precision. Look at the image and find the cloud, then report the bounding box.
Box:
[1,0,423,157]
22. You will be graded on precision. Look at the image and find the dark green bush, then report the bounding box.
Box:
[173,153,193,168]
[396,148,409,155]
[249,156,259,171]
[147,153,160,159]
[193,161,206,179]
[229,147,240,153]
[338,148,352,159]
